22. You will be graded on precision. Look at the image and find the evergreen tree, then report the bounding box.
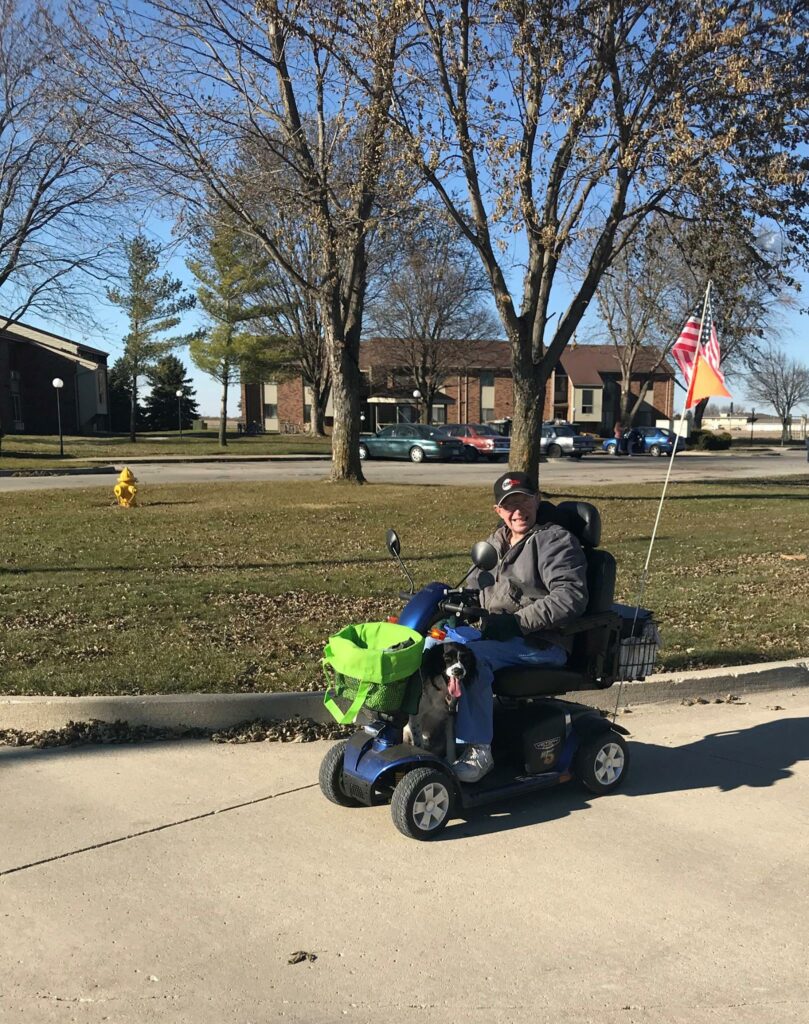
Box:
[143,354,199,431]
[187,213,287,447]
[107,234,195,441]
[108,357,141,433]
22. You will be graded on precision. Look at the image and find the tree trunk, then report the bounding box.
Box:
[129,376,137,442]
[219,379,228,448]
[311,399,325,435]
[692,397,709,429]
[509,373,545,485]
[328,325,364,482]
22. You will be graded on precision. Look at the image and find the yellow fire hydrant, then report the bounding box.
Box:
[114,467,138,508]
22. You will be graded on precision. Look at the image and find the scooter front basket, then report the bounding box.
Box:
[322,621,424,724]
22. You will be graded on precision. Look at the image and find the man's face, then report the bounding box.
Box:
[494,491,539,533]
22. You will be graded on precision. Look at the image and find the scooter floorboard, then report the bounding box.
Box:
[456,763,565,809]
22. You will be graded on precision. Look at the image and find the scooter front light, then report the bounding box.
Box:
[428,627,447,640]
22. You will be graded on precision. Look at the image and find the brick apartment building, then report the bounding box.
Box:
[242,338,675,436]
[0,320,109,436]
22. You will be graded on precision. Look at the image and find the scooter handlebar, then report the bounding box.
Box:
[438,600,488,619]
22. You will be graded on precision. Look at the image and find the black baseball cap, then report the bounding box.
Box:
[493,472,538,505]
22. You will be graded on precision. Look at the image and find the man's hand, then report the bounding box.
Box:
[482,612,522,642]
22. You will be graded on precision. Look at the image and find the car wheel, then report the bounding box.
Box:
[409,446,425,463]
[391,767,454,840]
[571,452,583,459]
[649,444,662,457]
[319,741,363,807]
[358,443,370,460]
[547,443,563,459]
[464,445,479,462]
[576,732,629,795]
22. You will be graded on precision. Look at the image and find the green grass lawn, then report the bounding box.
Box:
[1,477,807,696]
[0,431,332,469]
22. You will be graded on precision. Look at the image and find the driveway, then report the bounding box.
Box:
[2,689,808,1023]
[1,449,806,493]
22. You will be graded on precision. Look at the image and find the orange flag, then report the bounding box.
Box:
[685,352,731,409]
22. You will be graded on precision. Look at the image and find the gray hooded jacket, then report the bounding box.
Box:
[468,521,589,653]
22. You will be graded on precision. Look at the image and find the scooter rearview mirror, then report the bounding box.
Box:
[454,540,499,588]
[470,541,498,571]
[385,527,415,594]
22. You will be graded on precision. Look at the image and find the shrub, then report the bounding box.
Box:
[692,429,731,450]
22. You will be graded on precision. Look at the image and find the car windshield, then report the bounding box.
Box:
[410,424,442,438]
[551,425,576,437]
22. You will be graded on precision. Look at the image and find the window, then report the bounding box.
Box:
[581,389,594,415]
[263,403,278,419]
[480,370,494,388]
[432,405,447,424]
[481,408,494,422]
[12,394,23,421]
[303,403,311,423]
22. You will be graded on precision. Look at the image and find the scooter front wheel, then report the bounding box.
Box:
[319,740,363,807]
[391,767,454,840]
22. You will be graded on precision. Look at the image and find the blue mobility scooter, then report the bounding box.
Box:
[319,501,632,840]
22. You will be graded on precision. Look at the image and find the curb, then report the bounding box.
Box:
[2,659,808,733]
[0,465,118,478]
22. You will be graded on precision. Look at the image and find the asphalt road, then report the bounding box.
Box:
[2,689,808,1023]
[1,449,807,493]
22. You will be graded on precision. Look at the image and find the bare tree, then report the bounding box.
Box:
[366,220,500,422]
[389,2,809,478]
[746,346,809,444]
[0,0,127,331]
[71,0,410,481]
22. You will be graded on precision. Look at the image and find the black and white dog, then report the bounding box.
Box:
[403,642,476,760]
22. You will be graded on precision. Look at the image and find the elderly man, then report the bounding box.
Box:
[453,472,589,782]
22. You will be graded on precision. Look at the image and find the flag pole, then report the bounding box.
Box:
[611,281,713,719]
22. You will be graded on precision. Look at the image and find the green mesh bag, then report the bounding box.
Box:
[322,621,425,725]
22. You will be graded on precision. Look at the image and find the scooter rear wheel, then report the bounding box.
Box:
[391,767,454,840]
[576,732,629,795]
[319,740,363,807]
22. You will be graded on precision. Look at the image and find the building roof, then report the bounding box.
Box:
[560,344,674,386]
[361,337,674,384]
[361,337,512,371]
[0,318,109,366]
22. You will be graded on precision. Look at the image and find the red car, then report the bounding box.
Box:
[441,423,511,461]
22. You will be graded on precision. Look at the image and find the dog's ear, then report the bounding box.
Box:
[422,644,444,675]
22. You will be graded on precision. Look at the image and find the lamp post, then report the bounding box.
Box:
[52,378,64,457]
[412,389,422,424]
[176,389,184,440]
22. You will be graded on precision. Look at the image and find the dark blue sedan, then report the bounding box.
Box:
[602,426,687,457]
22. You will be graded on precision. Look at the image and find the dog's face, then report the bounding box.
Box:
[422,642,476,711]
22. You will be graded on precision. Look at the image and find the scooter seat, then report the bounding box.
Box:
[493,667,603,698]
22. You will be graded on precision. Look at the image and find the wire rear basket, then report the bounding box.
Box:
[617,620,661,681]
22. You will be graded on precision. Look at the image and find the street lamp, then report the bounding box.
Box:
[52,378,64,457]
[176,388,184,440]
[412,389,422,424]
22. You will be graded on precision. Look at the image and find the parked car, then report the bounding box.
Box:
[601,426,687,457]
[541,423,597,459]
[441,423,511,461]
[358,424,466,463]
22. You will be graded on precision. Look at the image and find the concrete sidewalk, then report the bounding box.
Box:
[2,688,808,1023]
[2,657,808,733]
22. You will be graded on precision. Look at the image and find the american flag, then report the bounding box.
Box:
[671,290,722,385]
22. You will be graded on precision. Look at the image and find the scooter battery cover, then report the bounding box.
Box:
[523,709,567,774]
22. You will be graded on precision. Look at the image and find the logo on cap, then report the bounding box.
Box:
[502,478,520,491]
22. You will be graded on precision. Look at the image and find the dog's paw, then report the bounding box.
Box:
[402,723,414,745]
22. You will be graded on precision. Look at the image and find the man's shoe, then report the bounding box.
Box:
[452,744,494,783]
